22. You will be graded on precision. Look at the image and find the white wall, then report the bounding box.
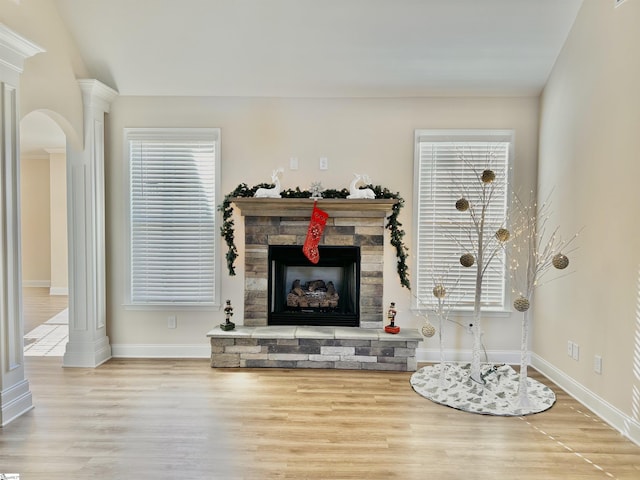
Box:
[536,0,640,441]
[106,95,539,356]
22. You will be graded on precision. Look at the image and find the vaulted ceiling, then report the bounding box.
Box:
[22,0,584,154]
[53,0,584,98]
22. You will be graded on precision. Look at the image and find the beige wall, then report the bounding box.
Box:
[49,152,68,294]
[537,0,640,423]
[106,95,539,350]
[19,152,68,291]
[2,0,87,148]
[20,157,51,284]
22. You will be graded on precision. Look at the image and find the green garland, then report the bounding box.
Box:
[218,184,410,289]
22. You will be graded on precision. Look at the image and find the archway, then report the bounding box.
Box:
[19,111,69,358]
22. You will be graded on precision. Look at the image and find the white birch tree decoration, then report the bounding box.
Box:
[416,270,463,387]
[452,150,510,384]
[509,192,580,407]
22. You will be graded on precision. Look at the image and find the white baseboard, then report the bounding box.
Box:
[416,347,526,366]
[49,287,68,296]
[111,344,211,359]
[531,354,640,446]
[22,280,50,288]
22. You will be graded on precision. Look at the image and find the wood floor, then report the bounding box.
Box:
[21,287,67,334]
[2,289,639,479]
[0,359,637,480]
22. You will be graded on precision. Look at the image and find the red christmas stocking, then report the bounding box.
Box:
[302,202,329,264]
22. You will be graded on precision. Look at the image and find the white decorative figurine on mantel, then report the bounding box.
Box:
[254,168,284,198]
[346,173,375,199]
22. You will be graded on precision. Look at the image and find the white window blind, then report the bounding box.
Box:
[126,128,220,305]
[414,130,512,311]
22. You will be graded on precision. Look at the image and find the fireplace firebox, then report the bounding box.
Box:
[268,245,360,327]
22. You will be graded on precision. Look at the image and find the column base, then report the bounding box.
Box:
[63,336,112,367]
[0,379,34,427]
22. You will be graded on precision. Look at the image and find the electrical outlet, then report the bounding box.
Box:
[319,157,329,170]
[289,157,299,170]
[168,315,177,329]
[594,355,603,374]
[572,343,580,361]
[567,340,574,357]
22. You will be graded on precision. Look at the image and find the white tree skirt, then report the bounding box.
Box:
[410,363,556,416]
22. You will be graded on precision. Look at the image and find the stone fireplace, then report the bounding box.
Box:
[234,198,396,329]
[207,198,422,371]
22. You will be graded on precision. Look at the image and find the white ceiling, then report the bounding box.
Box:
[22,0,584,154]
[53,0,584,98]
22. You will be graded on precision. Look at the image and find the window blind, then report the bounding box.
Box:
[127,129,218,305]
[414,131,512,310]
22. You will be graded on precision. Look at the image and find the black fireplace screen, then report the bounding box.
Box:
[268,245,360,326]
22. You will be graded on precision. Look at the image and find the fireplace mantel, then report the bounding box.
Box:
[231,198,397,218]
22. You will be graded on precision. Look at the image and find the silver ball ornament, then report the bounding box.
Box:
[552,253,569,270]
[422,322,436,338]
[455,198,469,212]
[513,296,530,312]
[433,285,447,299]
[481,169,496,183]
[495,228,510,242]
[460,253,475,268]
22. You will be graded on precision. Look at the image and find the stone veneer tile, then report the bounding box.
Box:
[211,354,240,368]
[323,235,355,246]
[333,361,362,370]
[226,345,263,354]
[321,346,355,356]
[268,234,297,244]
[243,318,267,327]
[296,361,335,369]
[309,354,340,362]
[245,278,268,291]
[341,355,377,363]
[354,234,384,246]
[268,353,309,361]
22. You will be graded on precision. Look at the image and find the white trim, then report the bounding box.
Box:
[49,287,69,296]
[111,343,211,359]
[44,147,66,155]
[416,347,525,366]
[0,24,44,74]
[532,354,640,446]
[22,280,51,288]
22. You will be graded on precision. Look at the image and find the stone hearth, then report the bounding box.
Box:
[207,326,422,371]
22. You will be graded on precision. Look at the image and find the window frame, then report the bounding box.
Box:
[412,129,514,314]
[123,127,221,309]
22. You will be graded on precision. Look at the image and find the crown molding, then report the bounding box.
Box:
[0,23,44,73]
[77,79,119,113]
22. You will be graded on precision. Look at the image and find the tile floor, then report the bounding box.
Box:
[24,308,68,356]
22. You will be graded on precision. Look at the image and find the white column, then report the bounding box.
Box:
[0,26,44,426]
[63,79,117,367]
